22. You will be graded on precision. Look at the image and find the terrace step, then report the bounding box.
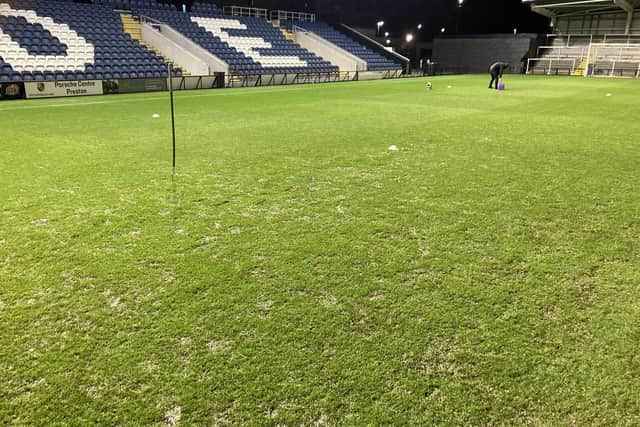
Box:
[572,58,587,76]
[119,13,192,76]
[272,20,296,42]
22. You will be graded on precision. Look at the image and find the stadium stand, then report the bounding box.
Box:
[0,0,405,88]
[281,20,402,71]
[132,2,339,75]
[0,0,181,82]
[528,35,640,77]
[525,0,640,77]
[527,36,590,75]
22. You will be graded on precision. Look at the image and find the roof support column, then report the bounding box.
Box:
[613,0,633,35]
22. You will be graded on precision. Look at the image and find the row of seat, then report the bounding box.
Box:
[0,69,180,82]
[0,0,180,80]
[534,35,640,75]
[0,0,401,81]
[95,0,175,11]
[281,20,402,71]
[136,6,338,75]
[191,2,225,17]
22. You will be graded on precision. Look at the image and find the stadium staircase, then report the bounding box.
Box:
[272,21,296,42]
[572,58,587,76]
[119,12,190,75]
[572,43,598,76]
[135,2,338,76]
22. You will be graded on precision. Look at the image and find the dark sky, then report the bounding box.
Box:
[213,0,549,37]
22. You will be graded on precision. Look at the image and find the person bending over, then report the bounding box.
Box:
[489,62,510,89]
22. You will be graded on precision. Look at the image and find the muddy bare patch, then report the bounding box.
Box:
[318,293,338,307]
[85,385,100,399]
[257,299,274,315]
[313,413,330,426]
[367,291,385,301]
[164,406,182,426]
[212,400,239,425]
[417,339,460,377]
[207,339,232,353]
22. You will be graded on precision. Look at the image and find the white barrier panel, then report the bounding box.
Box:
[358,71,384,81]
[25,80,103,99]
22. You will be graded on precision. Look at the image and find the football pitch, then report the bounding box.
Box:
[1,75,640,425]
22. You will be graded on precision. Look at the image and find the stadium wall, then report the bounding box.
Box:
[142,22,229,74]
[293,29,367,72]
[432,34,540,74]
[141,23,212,76]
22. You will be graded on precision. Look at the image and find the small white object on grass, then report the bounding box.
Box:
[606,93,613,97]
[447,85,452,89]
[388,145,399,151]
[152,113,160,119]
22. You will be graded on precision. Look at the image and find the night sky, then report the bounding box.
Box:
[205,0,550,38]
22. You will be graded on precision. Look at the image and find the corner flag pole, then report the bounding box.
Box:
[168,63,176,177]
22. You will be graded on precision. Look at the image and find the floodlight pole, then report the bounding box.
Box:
[168,63,176,177]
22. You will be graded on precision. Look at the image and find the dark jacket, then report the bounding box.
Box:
[489,62,509,76]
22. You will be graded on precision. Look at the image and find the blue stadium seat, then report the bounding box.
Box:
[0,0,177,81]
[134,3,338,75]
[282,20,402,71]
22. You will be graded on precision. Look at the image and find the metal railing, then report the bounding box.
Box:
[546,33,640,46]
[591,60,640,77]
[291,25,308,34]
[225,69,409,88]
[602,34,640,44]
[223,6,268,19]
[139,14,163,26]
[227,71,356,88]
[536,45,586,58]
[545,34,593,47]
[172,75,225,90]
[526,58,578,75]
[270,10,315,22]
[587,43,640,77]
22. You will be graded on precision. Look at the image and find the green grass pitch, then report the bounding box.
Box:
[1,75,640,425]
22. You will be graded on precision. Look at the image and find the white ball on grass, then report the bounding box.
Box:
[152,113,160,119]
[388,145,399,151]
